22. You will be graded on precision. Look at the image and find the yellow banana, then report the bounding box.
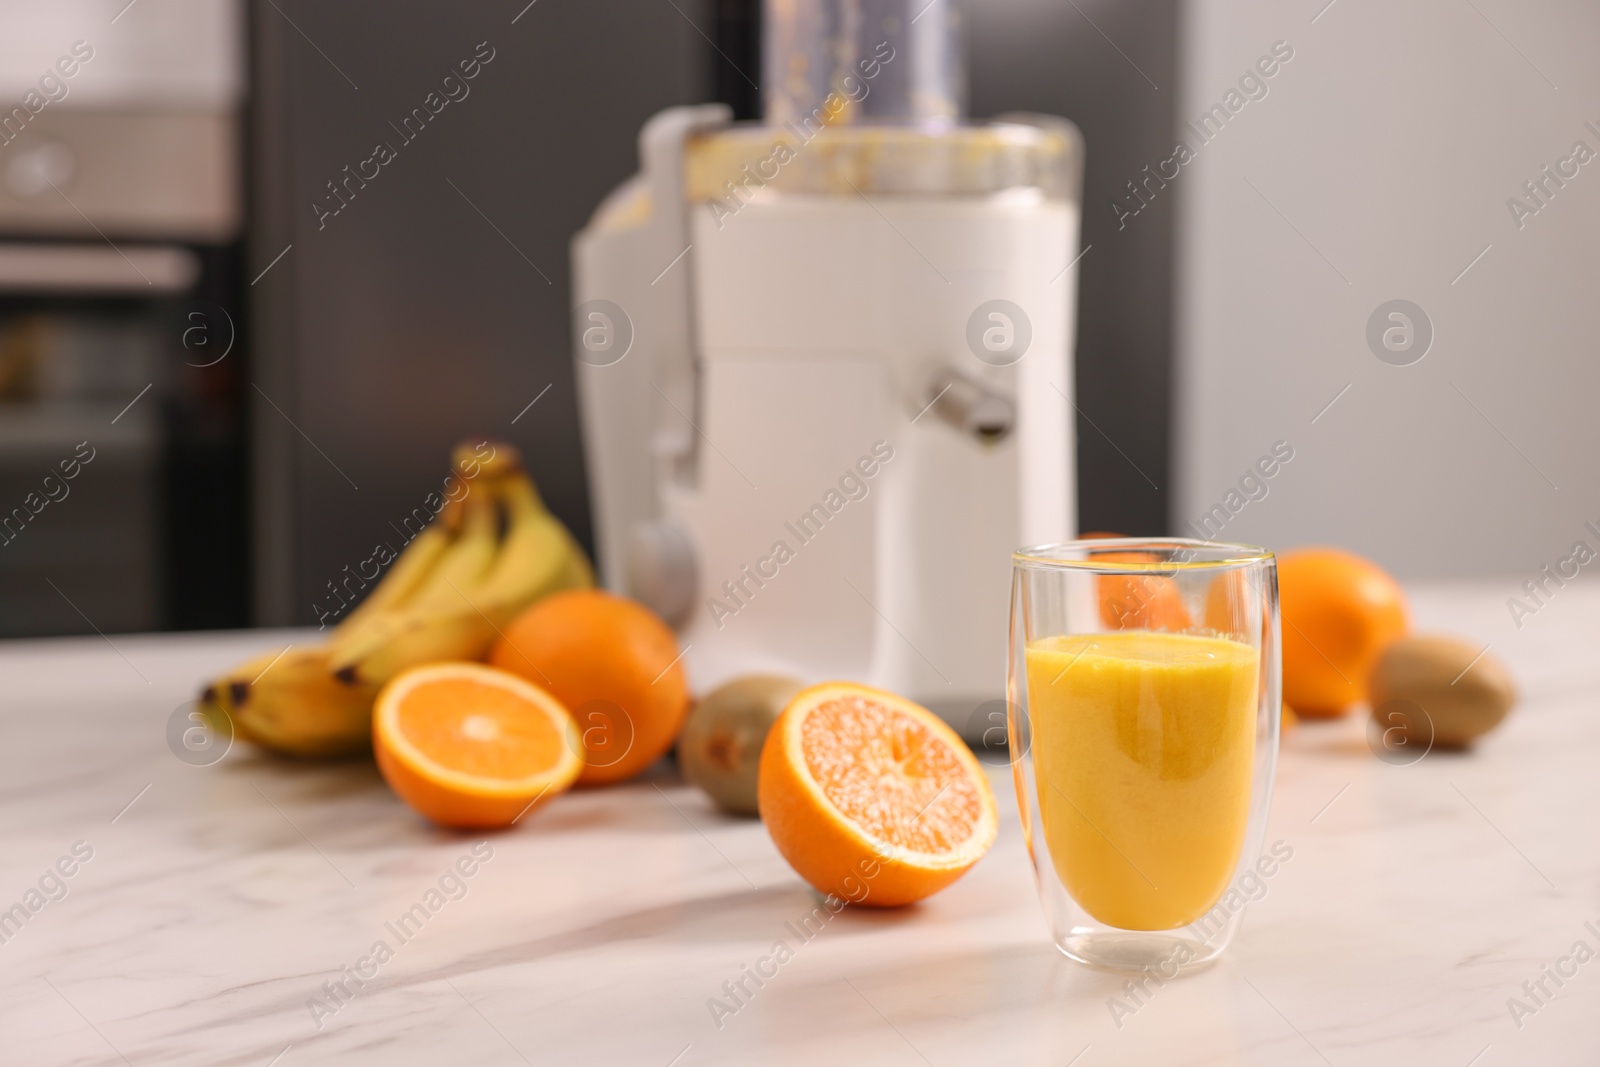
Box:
[201,645,375,758]
[326,607,502,690]
[328,471,593,688]
[390,486,500,615]
[332,521,454,637]
[461,439,520,482]
[325,447,482,643]
[473,474,583,612]
[323,489,498,675]
[197,440,594,757]
[559,534,595,588]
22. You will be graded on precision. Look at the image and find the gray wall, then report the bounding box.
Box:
[249,0,710,624]
[1174,0,1600,578]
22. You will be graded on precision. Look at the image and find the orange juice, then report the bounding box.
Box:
[1026,631,1257,930]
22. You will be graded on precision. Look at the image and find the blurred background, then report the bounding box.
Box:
[0,0,1593,638]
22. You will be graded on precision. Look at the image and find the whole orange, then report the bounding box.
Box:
[1081,533,1192,632]
[489,589,689,785]
[1278,547,1408,717]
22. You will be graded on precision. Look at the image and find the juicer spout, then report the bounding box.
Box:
[924,369,1015,443]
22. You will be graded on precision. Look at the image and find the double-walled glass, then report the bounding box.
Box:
[1008,539,1280,972]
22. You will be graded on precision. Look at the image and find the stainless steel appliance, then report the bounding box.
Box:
[0,0,249,635]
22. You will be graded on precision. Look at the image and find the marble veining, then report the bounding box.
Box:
[1,583,1596,1065]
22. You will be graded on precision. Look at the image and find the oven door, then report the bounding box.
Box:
[0,242,248,636]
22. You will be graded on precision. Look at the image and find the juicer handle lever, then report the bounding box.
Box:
[639,104,731,493]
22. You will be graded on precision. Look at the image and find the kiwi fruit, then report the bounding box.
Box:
[1367,634,1515,750]
[679,674,804,815]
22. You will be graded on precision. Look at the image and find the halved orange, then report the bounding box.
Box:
[374,662,582,828]
[758,682,998,907]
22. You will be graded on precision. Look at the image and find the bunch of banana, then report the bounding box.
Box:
[199,646,375,758]
[198,441,592,757]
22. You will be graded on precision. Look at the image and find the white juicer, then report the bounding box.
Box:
[572,0,1083,736]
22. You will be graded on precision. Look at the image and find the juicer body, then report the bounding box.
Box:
[574,105,1081,733]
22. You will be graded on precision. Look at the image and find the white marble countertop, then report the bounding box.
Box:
[2,581,1597,1066]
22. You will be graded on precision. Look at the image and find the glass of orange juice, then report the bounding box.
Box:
[1008,539,1280,972]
